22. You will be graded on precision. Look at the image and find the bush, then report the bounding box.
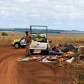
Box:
[1,32,8,36]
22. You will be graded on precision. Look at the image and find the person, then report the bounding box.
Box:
[49,46,63,56]
[24,31,32,57]
[52,46,59,52]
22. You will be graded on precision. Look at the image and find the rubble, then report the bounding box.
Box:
[66,57,75,64]
[17,53,75,64]
[17,43,84,66]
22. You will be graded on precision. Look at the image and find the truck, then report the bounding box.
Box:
[29,25,50,55]
[12,25,50,55]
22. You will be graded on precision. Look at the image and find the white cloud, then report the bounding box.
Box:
[0,0,84,30]
[16,0,30,3]
[0,6,19,11]
[0,0,82,17]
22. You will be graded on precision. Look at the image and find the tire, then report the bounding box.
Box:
[41,49,49,55]
[14,43,20,49]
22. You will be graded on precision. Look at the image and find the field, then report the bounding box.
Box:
[0,32,84,84]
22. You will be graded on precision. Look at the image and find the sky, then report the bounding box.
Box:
[0,0,84,31]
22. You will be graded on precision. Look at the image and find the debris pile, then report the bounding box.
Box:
[18,43,84,65]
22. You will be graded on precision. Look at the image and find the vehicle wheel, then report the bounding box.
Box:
[14,43,20,49]
[41,49,49,55]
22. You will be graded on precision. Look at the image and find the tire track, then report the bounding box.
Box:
[0,46,74,84]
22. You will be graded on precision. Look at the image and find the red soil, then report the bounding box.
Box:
[0,46,74,84]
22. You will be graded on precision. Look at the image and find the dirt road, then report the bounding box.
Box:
[0,46,74,84]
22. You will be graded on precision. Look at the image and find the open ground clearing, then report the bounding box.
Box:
[0,33,84,84]
[0,46,76,84]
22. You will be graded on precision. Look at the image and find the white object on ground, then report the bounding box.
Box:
[17,57,32,62]
[17,56,44,62]
[66,57,75,64]
[41,57,51,63]
[17,56,58,63]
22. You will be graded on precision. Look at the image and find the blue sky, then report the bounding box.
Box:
[0,0,84,31]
